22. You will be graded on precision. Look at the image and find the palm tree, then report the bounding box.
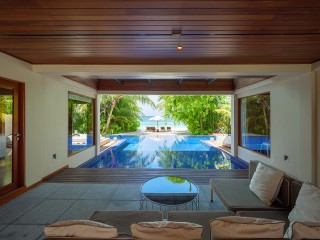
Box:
[100,95,156,134]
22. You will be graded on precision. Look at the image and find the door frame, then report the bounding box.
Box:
[0,77,25,196]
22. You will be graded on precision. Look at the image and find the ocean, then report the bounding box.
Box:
[139,116,187,130]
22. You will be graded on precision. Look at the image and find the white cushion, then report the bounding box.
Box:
[210,216,285,239]
[249,162,284,205]
[44,220,118,238]
[284,221,320,240]
[131,221,203,240]
[288,181,320,222]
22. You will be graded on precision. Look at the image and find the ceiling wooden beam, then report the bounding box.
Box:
[114,79,123,85]
[98,79,234,92]
[207,78,217,85]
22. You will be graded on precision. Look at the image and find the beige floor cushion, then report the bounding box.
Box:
[131,221,203,240]
[210,216,285,239]
[44,220,118,239]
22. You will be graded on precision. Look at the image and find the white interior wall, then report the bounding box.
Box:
[0,53,97,186]
[236,74,314,183]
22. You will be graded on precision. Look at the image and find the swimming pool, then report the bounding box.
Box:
[78,135,248,169]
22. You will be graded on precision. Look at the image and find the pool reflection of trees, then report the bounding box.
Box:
[95,135,232,169]
[156,149,231,169]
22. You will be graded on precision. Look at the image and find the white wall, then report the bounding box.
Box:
[0,53,97,186]
[236,74,315,183]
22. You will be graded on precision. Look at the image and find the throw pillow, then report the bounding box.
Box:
[210,216,285,239]
[288,181,320,222]
[131,221,203,240]
[249,162,284,205]
[44,220,118,238]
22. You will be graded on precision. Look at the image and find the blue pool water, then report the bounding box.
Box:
[79,135,248,170]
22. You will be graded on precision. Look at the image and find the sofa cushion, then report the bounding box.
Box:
[89,210,163,235]
[249,162,284,205]
[236,210,290,231]
[210,216,285,239]
[284,221,320,239]
[288,182,320,222]
[168,211,235,240]
[44,220,118,238]
[131,221,203,240]
[210,179,288,212]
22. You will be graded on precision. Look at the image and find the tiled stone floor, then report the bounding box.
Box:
[0,183,225,240]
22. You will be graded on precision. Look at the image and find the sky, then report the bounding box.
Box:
[137,95,164,116]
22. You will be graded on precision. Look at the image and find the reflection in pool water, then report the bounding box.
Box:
[79,135,248,169]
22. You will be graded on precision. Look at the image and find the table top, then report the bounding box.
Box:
[141,176,198,206]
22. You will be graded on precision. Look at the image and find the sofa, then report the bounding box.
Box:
[210,160,303,230]
[44,161,312,240]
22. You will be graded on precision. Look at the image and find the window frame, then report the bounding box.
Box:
[238,92,271,158]
[68,92,96,157]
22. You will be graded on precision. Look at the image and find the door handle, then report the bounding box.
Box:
[13,133,22,141]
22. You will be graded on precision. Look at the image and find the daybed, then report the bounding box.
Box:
[210,160,303,230]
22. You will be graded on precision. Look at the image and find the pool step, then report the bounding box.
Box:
[44,168,249,185]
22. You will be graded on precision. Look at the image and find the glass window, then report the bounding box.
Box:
[68,93,94,156]
[240,93,270,157]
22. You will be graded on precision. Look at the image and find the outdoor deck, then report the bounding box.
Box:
[44,168,249,185]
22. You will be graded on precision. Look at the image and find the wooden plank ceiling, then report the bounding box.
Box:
[0,0,320,65]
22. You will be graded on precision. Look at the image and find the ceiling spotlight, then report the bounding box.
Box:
[177,42,183,51]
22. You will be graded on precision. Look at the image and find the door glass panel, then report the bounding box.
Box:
[0,89,13,188]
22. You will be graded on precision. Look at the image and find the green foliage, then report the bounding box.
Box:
[68,97,93,134]
[166,176,185,184]
[100,95,155,134]
[241,94,270,136]
[158,95,231,135]
[0,96,12,114]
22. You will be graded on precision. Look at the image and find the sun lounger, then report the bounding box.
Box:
[166,126,171,131]
[160,126,165,131]
[100,137,110,147]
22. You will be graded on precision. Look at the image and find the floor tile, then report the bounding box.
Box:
[0,224,44,240]
[111,184,141,200]
[14,199,75,225]
[80,184,118,200]
[199,184,212,201]
[0,225,7,232]
[18,183,64,199]
[49,183,92,199]
[37,233,45,240]
[0,198,43,224]
[105,200,140,210]
[59,200,108,221]
[211,201,227,210]
[199,201,215,210]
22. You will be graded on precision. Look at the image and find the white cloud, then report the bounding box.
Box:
[137,95,163,116]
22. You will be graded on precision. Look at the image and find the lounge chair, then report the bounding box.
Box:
[160,127,165,131]
[166,126,171,131]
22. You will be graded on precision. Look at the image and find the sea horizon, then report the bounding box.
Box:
[139,115,187,129]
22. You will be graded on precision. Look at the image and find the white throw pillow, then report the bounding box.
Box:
[210,216,285,239]
[284,221,320,240]
[44,220,118,238]
[131,221,203,240]
[249,162,284,205]
[288,181,320,222]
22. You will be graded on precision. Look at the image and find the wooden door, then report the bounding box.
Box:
[0,77,24,196]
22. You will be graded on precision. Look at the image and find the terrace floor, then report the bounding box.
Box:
[0,165,248,240]
[0,182,227,240]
